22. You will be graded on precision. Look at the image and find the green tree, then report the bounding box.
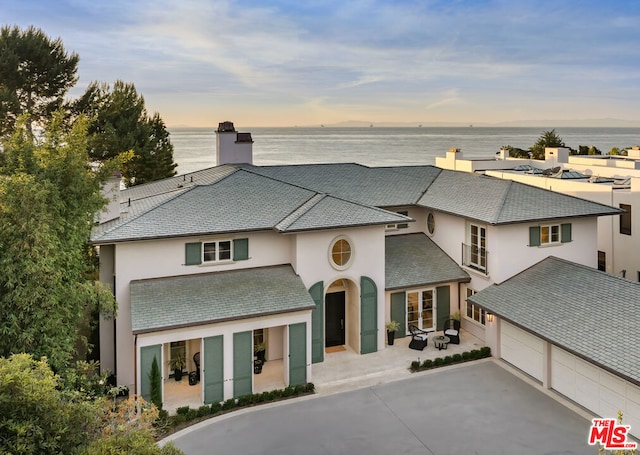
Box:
[0,113,116,370]
[0,354,100,454]
[0,25,79,137]
[73,80,177,186]
[529,129,566,159]
[149,356,163,409]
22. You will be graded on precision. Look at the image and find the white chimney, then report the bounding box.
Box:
[99,170,122,223]
[215,121,254,165]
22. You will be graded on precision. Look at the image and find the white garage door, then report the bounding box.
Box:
[551,346,640,439]
[500,321,544,381]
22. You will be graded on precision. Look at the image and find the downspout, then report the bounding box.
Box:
[133,334,137,396]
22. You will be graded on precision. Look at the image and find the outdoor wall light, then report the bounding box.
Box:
[486,313,494,323]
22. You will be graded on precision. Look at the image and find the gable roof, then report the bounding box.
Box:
[468,256,640,385]
[92,163,620,244]
[385,233,470,290]
[130,265,315,334]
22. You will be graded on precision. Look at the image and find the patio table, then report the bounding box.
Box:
[433,335,450,351]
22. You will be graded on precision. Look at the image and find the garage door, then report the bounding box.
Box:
[551,346,640,439]
[500,321,544,381]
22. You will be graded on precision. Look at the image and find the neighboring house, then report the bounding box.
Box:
[469,256,640,438]
[437,146,640,281]
[92,123,620,407]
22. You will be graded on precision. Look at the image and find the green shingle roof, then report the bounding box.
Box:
[92,163,621,244]
[130,265,315,333]
[469,256,640,385]
[385,233,470,290]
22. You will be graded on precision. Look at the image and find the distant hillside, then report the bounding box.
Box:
[319,118,639,128]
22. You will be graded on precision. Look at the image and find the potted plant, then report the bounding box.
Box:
[254,342,266,364]
[168,353,186,381]
[386,320,401,346]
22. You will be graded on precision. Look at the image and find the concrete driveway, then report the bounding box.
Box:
[166,361,593,455]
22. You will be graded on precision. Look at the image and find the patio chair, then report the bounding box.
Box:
[408,324,430,351]
[443,319,460,344]
[193,352,201,382]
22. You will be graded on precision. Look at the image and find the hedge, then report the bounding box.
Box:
[410,346,491,372]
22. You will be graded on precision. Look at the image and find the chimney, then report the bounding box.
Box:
[215,121,254,165]
[99,170,122,223]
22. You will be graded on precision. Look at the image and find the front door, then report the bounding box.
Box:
[325,291,345,347]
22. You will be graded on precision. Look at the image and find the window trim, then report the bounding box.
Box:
[427,212,435,236]
[386,210,409,230]
[328,236,354,270]
[406,288,435,332]
[540,224,561,245]
[203,239,233,263]
[464,288,485,326]
[468,223,487,272]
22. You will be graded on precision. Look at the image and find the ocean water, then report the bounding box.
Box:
[168,126,640,175]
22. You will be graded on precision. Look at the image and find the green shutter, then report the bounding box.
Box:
[140,344,161,402]
[390,292,407,336]
[289,322,307,386]
[233,331,252,398]
[203,336,224,404]
[185,242,202,265]
[561,223,572,243]
[436,285,450,331]
[309,282,324,364]
[233,238,249,261]
[360,276,378,354]
[529,226,541,247]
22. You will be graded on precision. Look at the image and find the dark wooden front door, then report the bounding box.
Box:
[325,291,345,347]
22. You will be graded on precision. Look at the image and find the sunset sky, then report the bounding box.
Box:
[4,0,640,127]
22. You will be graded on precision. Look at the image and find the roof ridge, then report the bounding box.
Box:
[413,167,443,204]
[493,177,514,224]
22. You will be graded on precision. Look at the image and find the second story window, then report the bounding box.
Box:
[203,240,232,263]
[540,224,560,245]
[620,204,631,235]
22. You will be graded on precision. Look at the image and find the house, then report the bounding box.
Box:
[437,146,640,281]
[469,256,640,438]
[92,123,620,408]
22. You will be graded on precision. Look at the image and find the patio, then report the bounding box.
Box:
[312,328,484,395]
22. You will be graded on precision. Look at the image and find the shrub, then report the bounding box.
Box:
[237,394,254,407]
[197,406,210,417]
[462,351,471,360]
[480,346,491,358]
[433,357,444,366]
[175,406,191,416]
[210,402,222,414]
[421,359,433,369]
[222,398,237,410]
[305,383,315,393]
[443,356,453,364]
[452,353,463,362]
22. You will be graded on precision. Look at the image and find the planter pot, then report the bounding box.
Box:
[255,350,266,364]
[387,330,395,346]
[174,369,183,381]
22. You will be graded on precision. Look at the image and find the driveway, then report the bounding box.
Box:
[166,361,592,454]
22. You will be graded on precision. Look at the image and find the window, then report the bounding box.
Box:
[329,237,353,269]
[427,212,435,235]
[386,210,409,230]
[540,224,560,245]
[469,223,486,271]
[529,224,571,247]
[203,240,232,262]
[598,251,606,272]
[407,289,434,331]
[620,204,631,235]
[465,288,485,325]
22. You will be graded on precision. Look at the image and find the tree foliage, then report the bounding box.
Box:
[529,129,566,159]
[150,356,163,409]
[0,113,117,370]
[0,25,79,137]
[73,80,177,186]
[0,354,100,454]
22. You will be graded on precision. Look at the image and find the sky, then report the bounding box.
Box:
[3,0,640,127]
